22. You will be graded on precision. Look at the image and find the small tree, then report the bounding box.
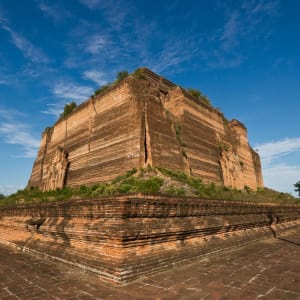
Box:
[94,84,111,95]
[187,88,211,105]
[294,181,300,197]
[187,88,201,99]
[0,193,5,199]
[60,102,77,119]
[116,70,129,82]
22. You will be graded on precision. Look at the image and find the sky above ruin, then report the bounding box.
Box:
[0,0,299,196]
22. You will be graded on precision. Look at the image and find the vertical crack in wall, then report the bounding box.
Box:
[39,128,53,187]
[144,100,152,167]
[84,100,97,179]
[63,118,68,187]
[144,128,148,164]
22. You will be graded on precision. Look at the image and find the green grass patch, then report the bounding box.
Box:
[1,167,298,206]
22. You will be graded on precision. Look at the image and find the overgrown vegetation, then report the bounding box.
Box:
[133,68,146,79]
[94,84,111,96]
[90,70,129,99]
[218,142,229,152]
[115,70,129,82]
[1,167,298,207]
[187,88,211,106]
[59,102,77,120]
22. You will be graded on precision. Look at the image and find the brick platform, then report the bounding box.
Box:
[0,195,300,284]
[0,228,299,299]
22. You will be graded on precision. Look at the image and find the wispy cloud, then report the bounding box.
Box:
[79,0,101,9]
[84,34,108,55]
[255,137,300,195]
[210,0,279,68]
[220,11,240,51]
[262,163,300,196]
[38,1,70,23]
[68,0,280,76]
[79,0,132,31]
[42,81,94,117]
[52,81,93,102]
[0,14,49,64]
[0,108,40,158]
[0,79,8,85]
[147,36,202,74]
[42,101,67,118]
[255,138,300,165]
[83,70,108,86]
[220,0,279,50]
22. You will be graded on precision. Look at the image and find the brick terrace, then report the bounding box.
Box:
[0,229,299,300]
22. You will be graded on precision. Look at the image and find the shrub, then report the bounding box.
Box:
[112,168,137,184]
[187,88,211,106]
[116,70,129,82]
[133,68,146,79]
[59,102,77,120]
[137,177,163,193]
[218,142,229,152]
[94,84,111,95]
[164,186,186,196]
[187,88,201,99]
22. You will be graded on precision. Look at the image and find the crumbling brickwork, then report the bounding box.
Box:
[28,68,263,191]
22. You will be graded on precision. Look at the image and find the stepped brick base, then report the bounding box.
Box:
[0,195,299,284]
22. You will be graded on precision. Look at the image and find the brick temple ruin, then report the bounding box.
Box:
[28,68,263,191]
[2,68,298,286]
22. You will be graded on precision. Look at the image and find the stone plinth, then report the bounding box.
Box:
[0,195,299,284]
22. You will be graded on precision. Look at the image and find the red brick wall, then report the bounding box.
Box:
[0,195,299,284]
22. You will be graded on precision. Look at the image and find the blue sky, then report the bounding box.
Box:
[0,0,299,196]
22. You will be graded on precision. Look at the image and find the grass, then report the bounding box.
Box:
[1,167,299,206]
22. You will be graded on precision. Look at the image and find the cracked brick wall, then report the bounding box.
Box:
[28,68,263,191]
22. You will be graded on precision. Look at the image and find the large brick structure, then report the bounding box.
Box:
[28,68,263,191]
[0,195,299,284]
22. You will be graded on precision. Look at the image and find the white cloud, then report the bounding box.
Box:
[42,81,94,117]
[41,102,65,118]
[0,110,40,158]
[220,11,240,50]
[145,35,203,74]
[255,138,300,165]
[255,137,300,196]
[0,16,49,64]
[242,0,279,16]
[83,70,108,86]
[79,0,131,31]
[39,2,61,23]
[52,81,93,102]
[85,34,107,54]
[211,0,279,69]
[262,163,299,196]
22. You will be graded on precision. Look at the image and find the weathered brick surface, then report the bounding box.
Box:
[0,195,299,284]
[0,229,299,299]
[28,68,263,191]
